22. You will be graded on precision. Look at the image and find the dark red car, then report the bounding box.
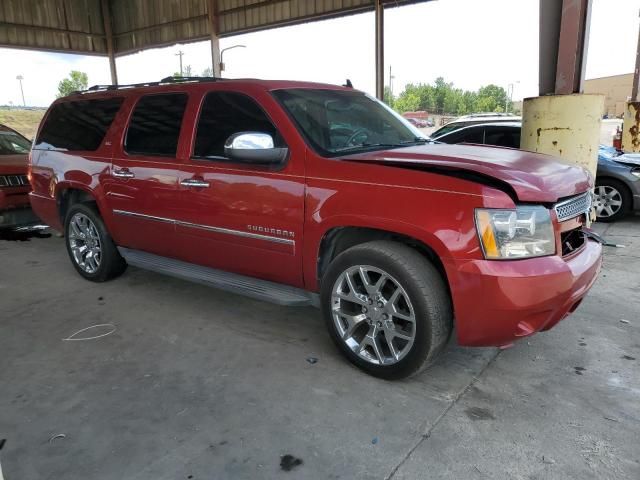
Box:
[0,124,39,228]
[29,78,602,379]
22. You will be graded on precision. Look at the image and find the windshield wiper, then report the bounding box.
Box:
[399,137,432,145]
[334,143,401,153]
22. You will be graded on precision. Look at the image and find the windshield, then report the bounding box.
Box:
[272,88,426,157]
[0,130,31,155]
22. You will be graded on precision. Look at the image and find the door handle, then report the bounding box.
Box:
[113,168,135,179]
[181,178,210,188]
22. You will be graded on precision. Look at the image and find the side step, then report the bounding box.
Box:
[118,248,319,308]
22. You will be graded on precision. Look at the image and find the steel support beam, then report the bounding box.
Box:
[208,0,222,77]
[375,0,384,100]
[100,0,118,84]
[632,16,640,102]
[539,0,592,95]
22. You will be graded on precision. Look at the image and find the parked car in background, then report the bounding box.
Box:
[434,122,640,222]
[406,117,428,128]
[30,78,600,379]
[431,113,521,138]
[0,124,39,229]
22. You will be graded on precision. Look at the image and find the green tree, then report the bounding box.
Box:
[201,66,213,77]
[56,71,88,98]
[392,79,511,116]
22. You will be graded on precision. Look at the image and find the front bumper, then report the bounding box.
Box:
[445,239,603,346]
[0,206,41,229]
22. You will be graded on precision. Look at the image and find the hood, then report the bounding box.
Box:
[613,153,640,167]
[341,143,591,203]
[0,154,28,173]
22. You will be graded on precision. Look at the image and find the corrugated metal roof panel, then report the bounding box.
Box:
[0,0,107,54]
[0,0,432,56]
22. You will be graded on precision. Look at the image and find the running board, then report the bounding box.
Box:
[118,248,319,308]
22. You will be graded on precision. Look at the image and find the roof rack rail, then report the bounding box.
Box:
[81,75,225,94]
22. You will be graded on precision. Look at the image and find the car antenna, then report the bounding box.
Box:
[343,79,353,88]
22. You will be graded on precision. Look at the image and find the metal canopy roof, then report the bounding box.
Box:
[0,0,430,57]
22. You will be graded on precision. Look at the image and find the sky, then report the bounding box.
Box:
[0,0,638,107]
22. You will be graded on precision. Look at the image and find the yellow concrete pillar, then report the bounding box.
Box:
[621,101,640,153]
[520,94,604,179]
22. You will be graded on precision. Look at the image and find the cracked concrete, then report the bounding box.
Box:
[0,217,638,479]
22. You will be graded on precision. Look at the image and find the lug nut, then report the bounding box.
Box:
[382,314,389,320]
[377,302,383,308]
[362,307,368,313]
[368,299,373,305]
[377,321,382,327]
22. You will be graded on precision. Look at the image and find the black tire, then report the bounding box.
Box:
[594,178,631,223]
[64,203,127,282]
[321,240,452,380]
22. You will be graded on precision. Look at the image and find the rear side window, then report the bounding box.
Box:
[125,93,188,157]
[484,128,521,148]
[35,98,123,151]
[193,91,279,159]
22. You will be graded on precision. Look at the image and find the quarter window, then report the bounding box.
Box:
[193,91,280,160]
[125,93,188,156]
[35,98,123,151]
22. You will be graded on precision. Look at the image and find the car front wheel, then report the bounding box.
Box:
[321,241,452,379]
[594,179,631,222]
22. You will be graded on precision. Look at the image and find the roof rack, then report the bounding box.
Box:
[78,75,225,94]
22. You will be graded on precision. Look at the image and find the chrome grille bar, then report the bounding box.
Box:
[554,192,592,222]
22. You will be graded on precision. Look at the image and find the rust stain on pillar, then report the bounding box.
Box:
[621,102,640,152]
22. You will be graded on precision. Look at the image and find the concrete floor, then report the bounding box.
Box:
[0,218,638,480]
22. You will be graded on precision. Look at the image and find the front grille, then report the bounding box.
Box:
[561,228,586,256]
[0,174,30,187]
[554,192,591,222]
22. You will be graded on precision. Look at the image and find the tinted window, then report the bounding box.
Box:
[458,128,484,144]
[194,92,279,159]
[0,130,31,154]
[35,98,123,151]
[439,127,483,144]
[125,93,188,156]
[484,127,521,148]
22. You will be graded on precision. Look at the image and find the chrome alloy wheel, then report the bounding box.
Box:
[594,185,623,219]
[68,212,102,274]
[331,265,416,366]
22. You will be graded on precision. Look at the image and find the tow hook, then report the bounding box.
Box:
[583,230,625,248]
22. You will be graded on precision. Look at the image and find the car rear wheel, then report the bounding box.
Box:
[594,179,630,222]
[321,241,452,380]
[64,203,127,282]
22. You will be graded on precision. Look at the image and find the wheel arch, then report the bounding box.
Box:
[55,183,108,227]
[316,226,451,295]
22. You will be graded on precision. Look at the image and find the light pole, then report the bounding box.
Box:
[506,81,519,113]
[388,65,395,107]
[175,50,184,76]
[16,75,25,106]
[219,45,246,73]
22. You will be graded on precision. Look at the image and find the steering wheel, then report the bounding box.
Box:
[344,128,370,147]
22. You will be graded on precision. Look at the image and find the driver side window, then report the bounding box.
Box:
[193,91,281,159]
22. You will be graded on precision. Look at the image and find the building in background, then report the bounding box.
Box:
[584,73,633,117]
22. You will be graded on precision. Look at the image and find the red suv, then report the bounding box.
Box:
[29,78,602,379]
[1,124,39,229]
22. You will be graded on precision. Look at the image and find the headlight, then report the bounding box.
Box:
[475,206,555,259]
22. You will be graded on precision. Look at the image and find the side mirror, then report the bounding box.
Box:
[224,132,288,164]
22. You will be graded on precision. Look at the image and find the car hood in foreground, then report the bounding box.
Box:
[0,154,28,173]
[341,143,591,203]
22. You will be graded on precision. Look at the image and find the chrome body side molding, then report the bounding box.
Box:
[112,209,295,245]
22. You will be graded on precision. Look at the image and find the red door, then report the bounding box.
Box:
[173,89,306,287]
[102,92,188,258]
